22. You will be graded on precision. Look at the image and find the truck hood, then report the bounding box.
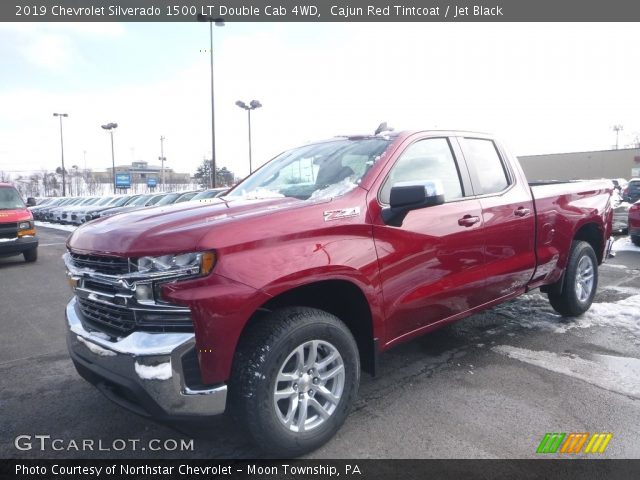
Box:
[67,196,302,257]
[0,208,32,223]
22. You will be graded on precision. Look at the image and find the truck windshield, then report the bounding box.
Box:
[226,138,391,201]
[0,187,25,210]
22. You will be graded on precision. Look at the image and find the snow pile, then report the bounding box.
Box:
[484,291,640,341]
[565,294,640,337]
[77,336,116,357]
[612,236,640,253]
[309,178,358,201]
[493,345,640,399]
[134,360,172,380]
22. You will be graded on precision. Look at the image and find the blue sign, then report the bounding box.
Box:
[147,177,157,188]
[115,173,131,188]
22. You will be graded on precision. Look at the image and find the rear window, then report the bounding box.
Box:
[0,187,25,210]
[462,138,510,195]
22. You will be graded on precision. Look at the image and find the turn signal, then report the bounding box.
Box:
[201,252,216,276]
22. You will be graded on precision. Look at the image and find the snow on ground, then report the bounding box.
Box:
[612,236,640,253]
[498,292,640,339]
[134,361,172,380]
[493,345,640,399]
[35,221,77,232]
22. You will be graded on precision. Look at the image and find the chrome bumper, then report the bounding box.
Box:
[66,297,227,418]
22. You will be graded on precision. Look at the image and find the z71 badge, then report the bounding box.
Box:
[323,207,360,221]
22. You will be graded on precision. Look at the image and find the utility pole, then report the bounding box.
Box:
[159,135,166,191]
[613,125,624,149]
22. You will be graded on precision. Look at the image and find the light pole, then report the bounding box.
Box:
[53,113,68,196]
[101,123,118,194]
[159,135,166,191]
[197,13,225,188]
[71,165,79,196]
[235,100,262,174]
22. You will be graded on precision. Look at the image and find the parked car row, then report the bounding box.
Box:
[622,178,640,204]
[29,188,228,226]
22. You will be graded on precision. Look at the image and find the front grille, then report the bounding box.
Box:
[0,222,18,239]
[78,297,136,335]
[70,252,130,275]
[77,294,193,336]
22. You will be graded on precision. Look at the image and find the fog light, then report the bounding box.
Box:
[135,283,154,302]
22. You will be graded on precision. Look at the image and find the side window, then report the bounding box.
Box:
[462,138,510,195]
[380,138,463,204]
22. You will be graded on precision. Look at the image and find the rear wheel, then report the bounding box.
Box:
[632,235,640,247]
[23,248,38,263]
[548,240,597,316]
[230,307,360,457]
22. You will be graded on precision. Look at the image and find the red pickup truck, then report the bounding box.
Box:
[0,183,38,262]
[64,131,613,456]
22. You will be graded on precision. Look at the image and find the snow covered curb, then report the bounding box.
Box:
[35,221,77,232]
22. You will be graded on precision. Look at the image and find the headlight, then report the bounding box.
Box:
[136,251,216,277]
[17,220,36,237]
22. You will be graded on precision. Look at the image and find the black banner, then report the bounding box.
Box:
[2,460,640,480]
[4,0,640,22]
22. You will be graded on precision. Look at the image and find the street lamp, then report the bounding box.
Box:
[101,123,118,194]
[197,13,225,188]
[53,113,68,196]
[235,100,262,174]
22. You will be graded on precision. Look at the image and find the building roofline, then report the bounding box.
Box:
[519,146,640,158]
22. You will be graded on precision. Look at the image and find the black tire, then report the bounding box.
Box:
[23,248,38,263]
[229,307,360,457]
[548,240,598,316]
[632,235,640,247]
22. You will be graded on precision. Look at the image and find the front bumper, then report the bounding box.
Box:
[0,236,38,257]
[66,297,227,420]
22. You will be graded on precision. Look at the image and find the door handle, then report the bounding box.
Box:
[514,207,531,217]
[458,215,480,227]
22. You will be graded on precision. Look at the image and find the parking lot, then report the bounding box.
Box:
[1,226,639,459]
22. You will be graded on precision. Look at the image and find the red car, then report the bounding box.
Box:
[629,201,640,246]
[63,130,613,456]
[0,183,38,262]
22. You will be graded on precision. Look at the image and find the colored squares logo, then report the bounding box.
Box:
[537,433,612,454]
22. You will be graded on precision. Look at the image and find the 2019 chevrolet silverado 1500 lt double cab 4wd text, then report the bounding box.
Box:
[64,130,613,456]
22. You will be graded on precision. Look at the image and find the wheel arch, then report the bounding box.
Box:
[240,279,378,376]
[573,221,605,264]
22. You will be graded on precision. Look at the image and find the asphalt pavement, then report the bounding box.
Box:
[1,227,639,459]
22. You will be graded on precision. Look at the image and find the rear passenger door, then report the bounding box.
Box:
[457,136,536,303]
[371,136,486,341]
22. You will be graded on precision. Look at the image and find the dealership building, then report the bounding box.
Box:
[518,147,640,182]
[105,161,191,185]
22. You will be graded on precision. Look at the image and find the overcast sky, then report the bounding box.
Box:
[1,22,639,179]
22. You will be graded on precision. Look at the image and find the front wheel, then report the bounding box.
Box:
[23,247,37,263]
[548,240,598,316]
[632,235,640,247]
[230,307,360,457]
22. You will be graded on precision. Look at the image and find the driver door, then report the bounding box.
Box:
[371,136,486,342]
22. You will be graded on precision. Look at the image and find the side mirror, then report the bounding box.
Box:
[26,197,37,207]
[381,180,445,226]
